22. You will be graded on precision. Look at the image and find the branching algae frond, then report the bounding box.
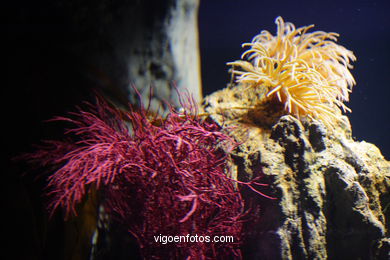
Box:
[228,16,356,128]
[27,96,262,259]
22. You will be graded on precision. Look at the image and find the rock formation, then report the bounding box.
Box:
[204,84,390,259]
[44,0,202,110]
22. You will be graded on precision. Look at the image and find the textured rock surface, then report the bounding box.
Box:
[124,0,202,109]
[48,0,202,109]
[204,84,390,259]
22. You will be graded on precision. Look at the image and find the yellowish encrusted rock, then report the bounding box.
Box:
[204,83,390,259]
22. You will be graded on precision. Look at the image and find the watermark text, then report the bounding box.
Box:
[154,234,234,245]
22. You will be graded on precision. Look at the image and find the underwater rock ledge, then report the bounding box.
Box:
[204,84,390,260]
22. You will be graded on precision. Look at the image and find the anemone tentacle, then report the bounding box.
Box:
[228,16,356,127]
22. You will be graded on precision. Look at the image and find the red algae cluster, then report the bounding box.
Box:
[29,97,252,258]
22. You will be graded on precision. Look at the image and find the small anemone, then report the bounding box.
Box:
[228,16,356,128]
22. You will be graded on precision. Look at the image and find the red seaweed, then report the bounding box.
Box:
[28,95,267,259]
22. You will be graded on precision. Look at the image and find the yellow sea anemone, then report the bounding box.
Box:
[228,16,356,127]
